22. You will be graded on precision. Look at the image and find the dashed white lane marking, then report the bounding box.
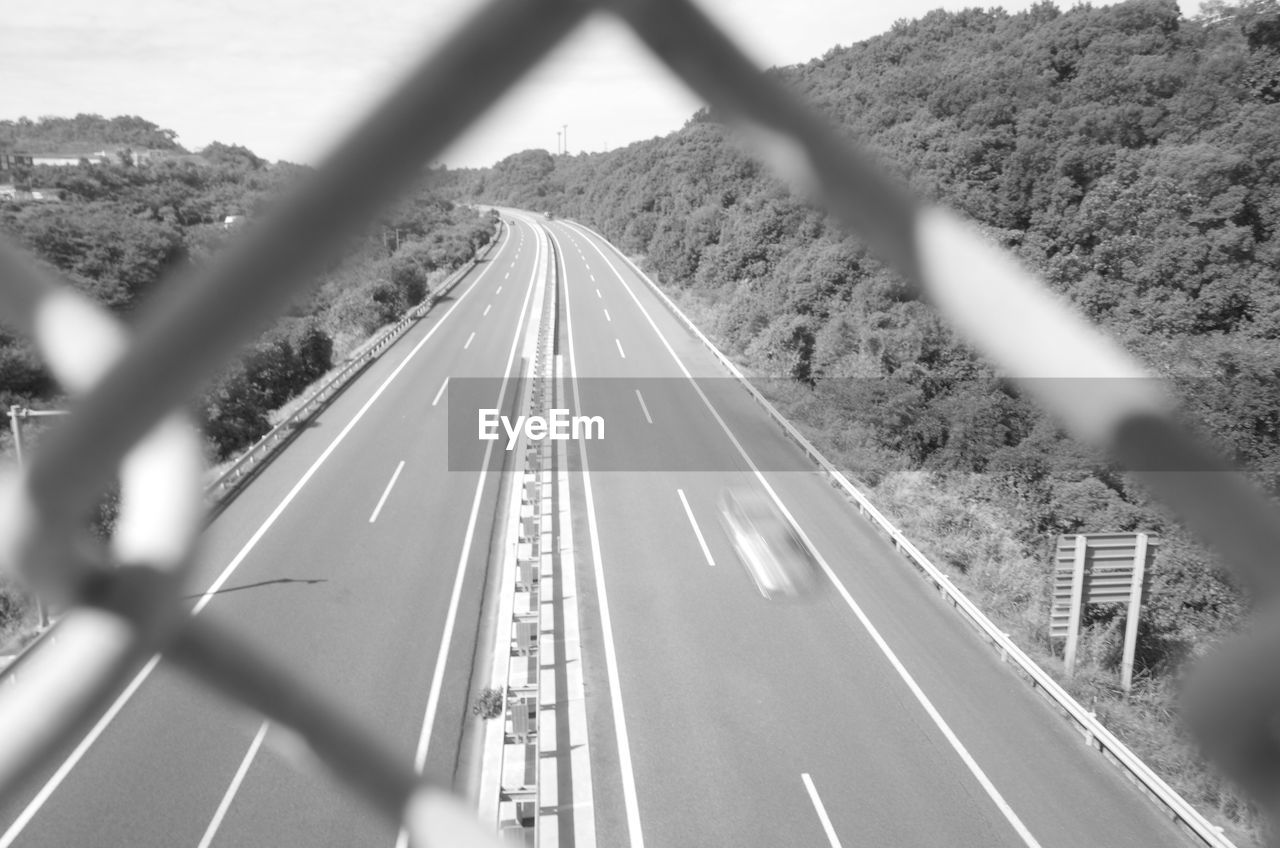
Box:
[497,285,503,294]
[404,216,542,817]
[568,219,1044,848]
[802,774,844,848]
[196,722,270,848]
[603,309,611,323]
[0,213,518,848]
[368,460,406,523]
[615,338,626,359]
[635,388,652,424]
[432,378,449,407]
[464,331,476,349]
[554,226,646,848]
[676,489,714,567]
[483,304,491,317]
[596,288,602,298]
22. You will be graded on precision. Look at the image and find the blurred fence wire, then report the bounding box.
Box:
[0,0,1277,844]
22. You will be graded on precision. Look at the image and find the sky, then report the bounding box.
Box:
[3,0,1198,169]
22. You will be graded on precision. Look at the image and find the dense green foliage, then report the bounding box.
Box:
[455,0,1280,831]
[0,114,184,154]
[1,116,496,463]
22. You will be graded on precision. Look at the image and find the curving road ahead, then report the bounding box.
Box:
[0,209,1205,848]
[545,215,1199,848]
[0,215,547,848]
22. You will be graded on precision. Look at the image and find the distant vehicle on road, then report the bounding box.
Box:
[718,486,823,599]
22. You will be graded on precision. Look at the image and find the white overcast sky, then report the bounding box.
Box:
[3,0,1197,169]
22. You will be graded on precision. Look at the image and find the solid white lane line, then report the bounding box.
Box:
[615,339,626,359]
[409,217,543,777]
[483,304,492,317]
[569,221,1044,848]
[368,460,406,523]
[554,227,646,848]
[0,654,158,848]
[432,378,449,407]
[0,216,518,848]
[464,331,476,349]
[801,774,843,848]
[603,308,612,323]
[635,389,652,424]
[196,723,270,848]
[554,355,600,848]
[677,489,714,567]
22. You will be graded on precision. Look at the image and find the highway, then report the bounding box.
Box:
[0,208,1205,848]
[545,217,1199,848]
[0,216,546,847]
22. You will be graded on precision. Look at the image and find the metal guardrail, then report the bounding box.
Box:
[493,219,558,843]
[584,228,1235,848]
[206,227,502,507]
[0,0,1276,844]
[0,231,500,671]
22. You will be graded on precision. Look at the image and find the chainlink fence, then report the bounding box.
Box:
[1,0,1277,844]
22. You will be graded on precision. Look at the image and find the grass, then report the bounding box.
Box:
[765,390,1263,846]
[656,274,1264,845]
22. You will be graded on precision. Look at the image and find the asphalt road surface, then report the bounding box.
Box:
[545,216,1199,848]
[0,215,544,848]
[0,210,1205,848]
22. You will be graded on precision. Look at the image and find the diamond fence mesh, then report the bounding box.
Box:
[0,0,1277,843]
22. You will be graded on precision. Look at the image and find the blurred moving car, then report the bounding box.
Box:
[717,486,823,599]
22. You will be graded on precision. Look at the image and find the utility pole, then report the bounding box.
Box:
[562,124,568,155]
[556,130,562,155]
[7,406,54,630]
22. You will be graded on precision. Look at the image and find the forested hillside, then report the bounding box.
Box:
[0,114,184,154]
[455,0,1280,834]
[1,114,495,495]
[2,116,494,461]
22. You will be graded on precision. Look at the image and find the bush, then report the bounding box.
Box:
[472,686,504,719]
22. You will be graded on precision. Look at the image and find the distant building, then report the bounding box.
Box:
[31,153,107,167]
[5,148,185,169]
[0,185,61,202]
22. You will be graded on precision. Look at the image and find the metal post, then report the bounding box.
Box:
[8,405,24,467]
[7,407,48,630]
[1064,534,1088,677]
[1121,533,1149,694]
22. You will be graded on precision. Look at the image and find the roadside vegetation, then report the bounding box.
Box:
[0,115,497,645]
[452,0,1280,839]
